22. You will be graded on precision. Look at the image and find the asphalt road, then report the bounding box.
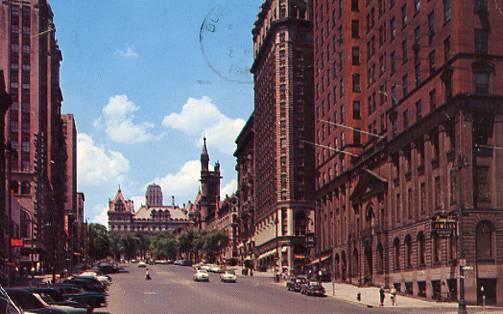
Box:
[97,264,489,314]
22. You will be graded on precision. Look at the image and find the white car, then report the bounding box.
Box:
[209,264,223,273]
[200,264,211,271]
[79,271,112,286]
[138,261,147,268]
[193,270,209,282]
[220,270,237,283]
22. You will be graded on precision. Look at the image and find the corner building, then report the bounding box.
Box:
[313,0,503,305]
[251,0,315,273]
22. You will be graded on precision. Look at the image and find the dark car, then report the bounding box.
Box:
[6,288,86,313]
[96,263,115,274]
[51,284,107,309]
[0,295,22,314]
[286,276,308,292]
[180,260,193,266]
[62,278,106,294]
[26,288,91,313]
[300,281,326,297]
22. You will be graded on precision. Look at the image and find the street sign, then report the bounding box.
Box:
[10,239,23,247]
[431,212,457,238]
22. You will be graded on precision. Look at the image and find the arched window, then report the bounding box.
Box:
[393,238,400,270]
[476,221,495,261]
[405,235,412,268]
[21,181,30,195]
[417,232,425,266]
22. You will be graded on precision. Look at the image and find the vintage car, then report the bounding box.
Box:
[286,276,308,292]
[300,281,326,297]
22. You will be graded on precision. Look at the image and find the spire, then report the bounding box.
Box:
[201,137,209,172]
[118,184,121,193]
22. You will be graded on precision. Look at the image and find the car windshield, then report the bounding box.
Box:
[225,270,235,275]
[197,270,208,274]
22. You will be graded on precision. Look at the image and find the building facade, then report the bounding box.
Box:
[234,115,255,264]
[251,0,315,274]
[107,185,193,233]
[205,194,238,264]
[0,0,72,278]
[313,0,503,305]
[196,138,221,229]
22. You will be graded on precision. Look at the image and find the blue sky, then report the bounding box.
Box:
[50,0,260,225]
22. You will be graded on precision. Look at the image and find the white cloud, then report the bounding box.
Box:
[221,179,237,199]
[77,133,130,186]
[115,46,139,59]
[151,160,201,203]
[162,96,245,154]
[130,196,145,211]
[95,95,155,144]
[91,205,109,227]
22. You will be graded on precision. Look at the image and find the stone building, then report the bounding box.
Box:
[107,185,192,233]
[250,0,315,273]
[313,0,503,306]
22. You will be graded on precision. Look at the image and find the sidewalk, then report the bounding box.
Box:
[321,282,503,313]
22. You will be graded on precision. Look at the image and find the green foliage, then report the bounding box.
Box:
[151,232,178,259]
[88,223,111,261]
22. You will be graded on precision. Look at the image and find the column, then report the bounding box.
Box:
[424,133,433,216]
[410,142,419,220]
[439,124,449,210]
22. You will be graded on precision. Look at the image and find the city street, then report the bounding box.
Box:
[98,264,480,314]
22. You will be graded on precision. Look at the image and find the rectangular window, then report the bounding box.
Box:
[353,129,361,145]
[428,12,435,44]
[352,0,359,11]
[414,26,421,47]
[353,101,361,119]
[420,182,426,214]
[474,71,490,95]
[401,4,408,28]
[402,39,408,63]
[407,188,412,219]
[352,46,360,65]
[352,73,361,92]
[415,63,421,86]
[475,0,488,12]
[443,0,452,23]
[352,20,360,38]
[379,54,385,75]
[429,89,437,110]
[476,166,490,201]
[450,169,456,205]
[379,0,384,16]
[391,84,398,106]
[403,109,409,128]
[444,36,451,62]
[435,177,441,209]
[475,29,488,54]
[402,75,409,97]
[390,17,397,40]
[414,0,421,13]
[416,100,422,120]
[396,193,401,223]
[391,51,396,73]
[429,51,436,74]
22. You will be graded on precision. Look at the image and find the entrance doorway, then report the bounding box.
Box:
[478,278,497,305]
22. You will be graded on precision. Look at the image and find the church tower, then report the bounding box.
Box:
[198,138,221,228]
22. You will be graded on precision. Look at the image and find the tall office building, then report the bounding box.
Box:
[251,0,315,273]
[313,0,503,305]
[0,0,70,275]
[145,183,163,208]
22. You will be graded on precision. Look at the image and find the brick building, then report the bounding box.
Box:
[313,0,503,305]
[205,194,238,264]
[234,115,255,264]
[0,0,72,277]
[251,0,315,274]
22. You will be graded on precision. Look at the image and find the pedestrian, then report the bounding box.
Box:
[379,286,385,306]
[390,286,397,306]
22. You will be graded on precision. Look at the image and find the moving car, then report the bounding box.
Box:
[208,264,223,273]
[6,288,87,313]
[138,261,147,268]
[51,284,107,309]
[220,270,237,283]
[300,281,326,297]
[286,276,308,292]
[193,270,209,282]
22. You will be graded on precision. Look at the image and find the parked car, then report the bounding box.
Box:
[318,269,331,282]
[200,264,211,271]
[300,281,326,297]
[97,263,115,274]
[193,270,209,282]
[155,260,169,264]
[286,276,308,292]
[180,260,193,267]
[220,270,237,283]
[130,259,137,263]
[6,288,87,313]
[62,278,106,294]
[51,284,107,309]
[137,261,147,268]
[0,288,22,314]
[78,272,111,286]
[208,265,223,273]
[26,288,91,313]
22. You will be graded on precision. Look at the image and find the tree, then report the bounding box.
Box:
[88,223,110,261]
[203,230,229,262]
[151,232,178,260]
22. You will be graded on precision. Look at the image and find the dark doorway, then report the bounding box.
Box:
[431,280,441,301]
[478,278,497,305]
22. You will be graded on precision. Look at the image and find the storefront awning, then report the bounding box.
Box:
[257,249,277,260]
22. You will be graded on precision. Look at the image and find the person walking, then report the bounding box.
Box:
[379,286,385,306]
[390,286,397,306]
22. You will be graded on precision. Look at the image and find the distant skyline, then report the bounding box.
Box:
[50,0,261,225]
